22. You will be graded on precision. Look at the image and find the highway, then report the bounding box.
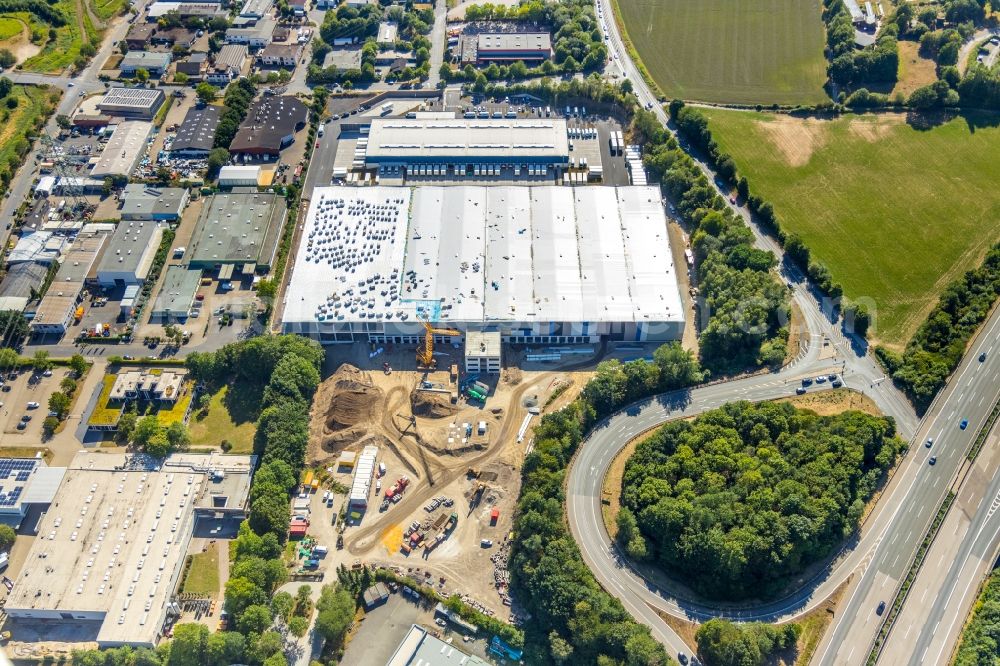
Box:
[571,0,1000,661]
[878,418,1000,666]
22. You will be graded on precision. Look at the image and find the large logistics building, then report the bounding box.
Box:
[362,117,568,177]
[281,185,685,344]
[5,452,255,648]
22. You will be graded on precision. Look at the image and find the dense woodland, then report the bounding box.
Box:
[877,242,1000,412]
[620,401,905,598]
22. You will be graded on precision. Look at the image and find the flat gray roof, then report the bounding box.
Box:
[151,266,202,318]
[365,118,568,162]
[121,184,188,218]
[477,32,551,52]
[188,191,285,267]
[96,220,164,280]
[91,122,153,178]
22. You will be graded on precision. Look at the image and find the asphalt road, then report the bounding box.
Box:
[814,308,1000,665]
[879,419,1000,666]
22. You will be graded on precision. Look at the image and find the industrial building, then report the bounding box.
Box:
[187,190,286,271]
[348,445,378,511]
[121,184,190,221]
[30,232,107,336]
[171,106,220,157]
[91,122,153,179]
[362,117,569,176]
[207,44,248,84]
[218,164,262,187]
[388,624,489,666]
[460,32,551,65]
[5,451,255,648]
[0,262,49,313]
[95,220,165,287]
[120,51,172,76]
[175,52,209,80]
[0,458,66,529]
[228,96,308,160]
[6,230,66,266]
[97,88,166,120]
[240,0,273,18]
[224,17,276,47]
[281,185,685,344]
[149,266,202,323]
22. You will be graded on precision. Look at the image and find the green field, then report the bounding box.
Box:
[188,385,257,454]
[701,109,1000,348]
[615,0,829,104]
[0,17,23,41]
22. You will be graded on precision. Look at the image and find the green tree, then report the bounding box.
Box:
[207,147,229,176]
[31,350,52,372]
[165,421,190,449]
[204,631,245,666]
[133,415,161,446]
[0,49,15,69]
[224,577,268,619]
[271,591,294,621]
[236,603,273,634]
[135,68,150,82]
[60,376,77,395]
[195,82,219,103]
[0,347,19,371]
[69,353,88,377]
[0,524,16,550]
[167,622,209,666]
[288,615,309,637]
[145,430,171,457]
[314,584,355,647]
[48,391,70,418]
[232,556,288,593]
[248,491,291,539]
[550,631,574,663]
[117,408,138,443]
[42,415,59,436]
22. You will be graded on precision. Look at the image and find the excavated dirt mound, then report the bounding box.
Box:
[316,364,383,433]
[411,390,461,418]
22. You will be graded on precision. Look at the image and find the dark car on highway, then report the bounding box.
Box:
[960,419,969,430]
[876,601,886,615]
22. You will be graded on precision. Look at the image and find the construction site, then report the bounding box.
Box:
[302,335,624,618]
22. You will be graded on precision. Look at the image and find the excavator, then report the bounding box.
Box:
[417,318,460,369]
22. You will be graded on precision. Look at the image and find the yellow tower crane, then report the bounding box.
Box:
[417,319,461,369]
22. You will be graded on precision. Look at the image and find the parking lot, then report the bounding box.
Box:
[0,367,71,441]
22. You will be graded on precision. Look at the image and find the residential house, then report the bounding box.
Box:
[151,26,198,49]
[258,43,301,67]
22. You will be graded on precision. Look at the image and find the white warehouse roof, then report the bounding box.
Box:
[364,118,569,162]
[350,445,378,505]
[283,185,684,329]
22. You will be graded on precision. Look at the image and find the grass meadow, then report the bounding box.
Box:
[615,0,829,104]
[701,108,1000,348]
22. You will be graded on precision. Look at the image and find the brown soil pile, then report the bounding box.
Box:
[411,389,460,418]
[317,364,383,432]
